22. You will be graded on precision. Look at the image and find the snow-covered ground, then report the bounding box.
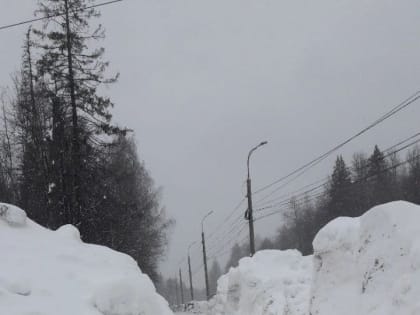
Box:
[206,201,420,315]
[207,249,313,315]
[311,201,420,315]
[3,200,420,315]
[0,203,173,315]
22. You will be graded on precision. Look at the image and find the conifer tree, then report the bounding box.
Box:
[351,152,370,216]
[14,29,52,225]
[403,147,420,203]
[367,145,392,206]
[326,155,354,219]
[33,0,119,227]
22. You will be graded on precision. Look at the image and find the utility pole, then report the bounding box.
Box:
[179,268,184,306]
[188,241,197,301]
[201,211,213,300]
[202,231,210,301]
[187,255,194,301]
[175,277,180,306]
[245,141,268,256]
[246,176,255,256]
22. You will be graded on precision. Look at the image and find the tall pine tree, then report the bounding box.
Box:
[33,0,119,229]
[325,155,354,220]
[367,145,392,207]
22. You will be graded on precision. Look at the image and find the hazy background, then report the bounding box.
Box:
[1,0,420,287]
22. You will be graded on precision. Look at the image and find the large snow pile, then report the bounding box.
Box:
[310,201,420,315]
[207,201,420,315]
[208,250,313,315]
[0,203,173,315]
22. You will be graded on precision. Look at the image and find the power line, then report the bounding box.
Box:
[200,132,420,263]
[384,132,420,153]
[206,211,245,247]
[191,262,204,278]
[252,90,420,196]
[176,199,246,277]
[253,132,420,217]
[188,113,420,267]
[191,132,420,265]
[254,170,326,206]
[255,177,327,208]
[209,233,249,262]
[208,224,248,260]
[255,131,420,209]
[207,221,247,256]
[175,197,246,276]
[254,150,420,223]
[206,197,246,241]
[0,0,123,31]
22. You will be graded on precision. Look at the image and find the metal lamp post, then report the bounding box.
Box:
[201,210,213,300]
[187,240,197,301]
[246,141,268,256]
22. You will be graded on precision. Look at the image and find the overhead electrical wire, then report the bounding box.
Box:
[184,131,420,272]
[207,221,247,255]
[0,0,123,31]
[206,197,246,241]
[255,136,420,216]
[209,233,249,262]
[255,177,328,208]
[252,90,420,196]
[254,149,420,223]
[254,131,420,210]
[207,223,245,254]
[252,132,420,220]
[208,224,248,260]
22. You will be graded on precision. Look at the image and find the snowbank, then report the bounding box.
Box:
[0,203,173,315]
[310,201,420,315]
[208,250,313,315]
[207,201,420,315]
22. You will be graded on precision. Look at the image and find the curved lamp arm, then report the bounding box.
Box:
[247,141,268,179]
[201,210,214,234]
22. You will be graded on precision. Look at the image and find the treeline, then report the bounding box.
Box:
[0,0,171,280]
[224,144,420,268]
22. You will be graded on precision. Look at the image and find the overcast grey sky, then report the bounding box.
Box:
[2,0,420,286]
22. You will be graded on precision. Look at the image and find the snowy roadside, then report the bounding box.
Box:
[204,201,420,315]
[207,250,312,315]
[0,203,173,315]
[311,201,420,315]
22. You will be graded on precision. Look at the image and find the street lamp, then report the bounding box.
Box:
[201,210,213,234]
[201,210,213,300]
[246,141,268,256]
[187,241,197,301]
